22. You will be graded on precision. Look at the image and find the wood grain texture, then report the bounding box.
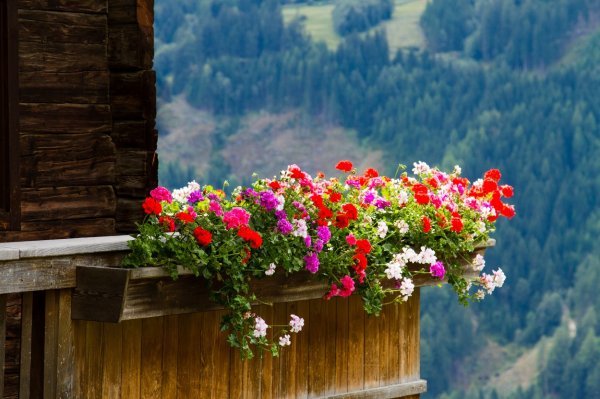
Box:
[0,295,6,397]
[19,71,109,104]
[19,293,33,399]
[101,323,123,399]
[120,320,142,399]
[18,0,107,13]
[18,9,106,45]
[19,103,111,134]
[140,317,164,399]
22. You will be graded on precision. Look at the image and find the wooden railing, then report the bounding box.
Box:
[0,235,442,398]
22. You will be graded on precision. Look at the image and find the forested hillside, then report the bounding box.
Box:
[154,0,600,397]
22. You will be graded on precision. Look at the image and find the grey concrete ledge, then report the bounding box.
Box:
[0,235,133,260]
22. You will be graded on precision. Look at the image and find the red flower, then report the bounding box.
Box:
[341,203,358,220]
[241,247,251,264]
[484,169,502,181]
[318,207,333,220]
[364,168,379,178]
[427,177,439,189]
[142,197,162,216]
[290,167,305,180]
[482,179,498,194]
[176,212,195,224]
[335,213,349,229]
[500,204,516,219]
[311,194,324,208]
[352,253,367,283]
[237,226,263,249]
[268,181,281,190]
[193,227,212,246]
[501,185,514,198]
[355,239,371,254]
[451,217,463,233]
[412,183,430,205]
[335,160,353,172]
[158,216,175,232]
[329,192,342,203]
[422,216,432,233]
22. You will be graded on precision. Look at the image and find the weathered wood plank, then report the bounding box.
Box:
[0,252,126,295]
[84,321,104,399]
[295,300,310,398]
[161,315,178,398]
[382,303,399,387]
[308,299,327,398]
[140,317,163,399]
[120,320,142,399]
[72,321,86,399]
[0,294,6,397]
[108,25,153,70]
[406,289,420,382]
[18,10,106,45]
[3,294,22,399]
[56,290,74,399]
[101,323,122,399]
[335,297,349,394]
[19,71,109,104]
[116,149,148,176]
[18,0,107,13]
[111,121,155,149]
[19,292,33,399]
[43,290,58,398]
[19,103,111,134]
[21,186,116,222]
[347,296,365,393]
[21,134,115,188]
[208,310,230,399]
[323,379,427,399]
[110,71,156,119]
[2,218,117,241]
[108,0,154,27]
[19,40,106,73]
[176,314,194,398]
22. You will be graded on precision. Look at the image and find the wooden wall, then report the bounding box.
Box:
[0,0,157,242]
[34,290,423,399]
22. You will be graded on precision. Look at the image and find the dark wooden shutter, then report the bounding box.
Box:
[0,0,19,230]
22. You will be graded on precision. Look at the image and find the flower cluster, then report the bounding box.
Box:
[124,160,514,359]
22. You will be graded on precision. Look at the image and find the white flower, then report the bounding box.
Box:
[385,260,404,280]
[253,317,268,338]
[477,221,487,233]
[400,278,415,301]
[395,219,409,234]
[276,195,285,211]
[265,263,277,276]
[417,246,437,265]
[397,190,409,206]
[493,268,506,288]
[475,290,485,300]
[412,161,431,176]
[278,334,291,347]
[292,219,308,238]
[472,254,485,271]
[289,314,304,333]
[377,221,388,238]
[480,273,496,294]
[453,165,462,175]
[401,247,419,264]
[473,179,483,188]
[187,180,201,192]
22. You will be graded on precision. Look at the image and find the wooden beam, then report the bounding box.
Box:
[322,379,426,399]
[19,292,33,399]
[0,294,6,397]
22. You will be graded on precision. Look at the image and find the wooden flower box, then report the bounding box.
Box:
[71,239,494,323]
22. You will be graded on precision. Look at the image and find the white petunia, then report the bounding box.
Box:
[377,221,388,238]
[278,334,291,347]
[472,254,485,271]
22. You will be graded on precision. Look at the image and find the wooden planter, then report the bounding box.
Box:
[71,239,494,323]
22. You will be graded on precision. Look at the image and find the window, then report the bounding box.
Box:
[0,0,19,230]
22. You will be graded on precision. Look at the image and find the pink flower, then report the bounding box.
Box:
[346,233,357,246]
[223,207,251,229]
[429,261,446,280]
[150,186,172,203]
[209,200,223,216]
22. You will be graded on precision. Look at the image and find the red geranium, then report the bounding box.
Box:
[341,203,358,220]
[335,160,353,172]
[451,217,463,233]
[355,239,371,254]
[142,197,162,216]
[364,168,379,178]
[422,216,432,233]
[482,179,498,194]
[335,213,349,229]
[501,185,514,198]
[412,183,430,205]
[158,216,175,232]
[484,169,502,181]
[237,226,263,249]
[176,212,195,224]
[268,181,281,190]
[289,167,305,180]
[193,227,212,246]
[500,204,516,219]
[329,192,342,203]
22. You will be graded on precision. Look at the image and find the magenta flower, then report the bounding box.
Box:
[430,261,446,280]
[316,226,331,243]
[209,200,223,216]
[187,190,204,204]
[259,190,279,211]
[223,207,251,229]
[304,252,320,273]
[150,186,172,203]
[277,218,293,235]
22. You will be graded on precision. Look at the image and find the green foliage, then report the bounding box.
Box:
[420,0,476,52]
[332,0,393,36]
